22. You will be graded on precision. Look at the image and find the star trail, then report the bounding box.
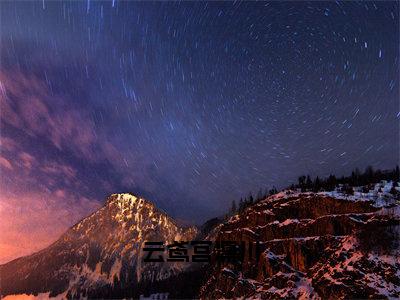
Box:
[0,1,398,263]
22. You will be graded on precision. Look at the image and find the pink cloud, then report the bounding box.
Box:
[18,151,35,169]
[0,136,17,151]
[40,161,77,180]
[0,70,119,164]
[0,191,101,264]
[0,70,133,265]
[54,189,66,198]
[0,156,13,170]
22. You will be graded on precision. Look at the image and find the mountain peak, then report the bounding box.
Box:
[0,191,198,299]
[104,193,171,223]
[107,192,140,205]
[105,192,160,212]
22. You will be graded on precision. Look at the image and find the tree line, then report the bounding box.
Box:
[229,186,278,216]
[291,165,399,194]
[227,165,400,217]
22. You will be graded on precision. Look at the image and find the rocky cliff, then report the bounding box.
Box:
[200,191,400,299]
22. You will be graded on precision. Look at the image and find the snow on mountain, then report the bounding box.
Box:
[0,193,197,299]
[200,189,400,299]
[2,183,399,299]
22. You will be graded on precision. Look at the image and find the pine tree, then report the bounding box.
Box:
[248,193,254,205]
[313,176,321,192]
[306,175,312,189]
[231,200,237,214]
[364,165,374,183]
[256,188,264,202]
[326,174,337,191]
[238,198,244,213]
[269,186,278,195]
[264,188,269,198]
[298,175,306,191]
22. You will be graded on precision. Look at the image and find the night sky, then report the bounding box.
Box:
[0,1,399,263]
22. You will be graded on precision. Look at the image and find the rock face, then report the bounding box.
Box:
[200,191,400,299]
[1,190,399,299]
[0,193,197,299]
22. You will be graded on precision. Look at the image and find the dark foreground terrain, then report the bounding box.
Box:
[1,185,399,299]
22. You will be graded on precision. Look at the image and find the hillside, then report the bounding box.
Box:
[1,183,399,299]
[0,193,198,299]
[200,189,400,299]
